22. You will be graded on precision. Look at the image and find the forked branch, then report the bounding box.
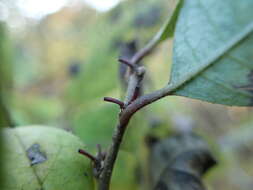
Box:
[97,28,171,190]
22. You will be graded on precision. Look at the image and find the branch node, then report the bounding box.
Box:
[104,97,125,109]
[118,58,136,70]
[136,66,146,77]
[79,147,106,179]
[99,14,163,188]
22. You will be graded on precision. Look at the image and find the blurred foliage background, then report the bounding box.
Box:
[1,0,253,189]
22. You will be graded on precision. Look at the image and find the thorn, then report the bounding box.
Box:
[118,58,136,70]
[78,149,97,162]
[104,97,125,109]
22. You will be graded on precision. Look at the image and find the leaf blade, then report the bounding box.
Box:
[168,0,253,106]
[156,0,184,42]
[147,0,184,49]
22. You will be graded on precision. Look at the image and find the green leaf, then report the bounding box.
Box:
[155,0,184,42]
[168,0,253,106]
[150,0,184,45]
[1,126,94,190]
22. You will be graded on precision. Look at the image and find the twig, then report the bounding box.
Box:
[98,85,176,190]
[97,4,178,187]
[79,145,107,178]
[118,58,136,71]
[124,66,145,105]
[104,97,125,109]
[130,37,158,65]
[78,149,97,163]
[98,32,161,190]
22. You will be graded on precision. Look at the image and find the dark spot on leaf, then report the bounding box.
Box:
[26,143,47,166]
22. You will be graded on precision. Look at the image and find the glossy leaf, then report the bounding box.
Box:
[168,0,253,106]
[1,126,94,190]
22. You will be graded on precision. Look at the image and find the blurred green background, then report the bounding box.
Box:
[1,0,253,189]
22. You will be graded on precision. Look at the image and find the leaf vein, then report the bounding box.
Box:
[200,74,253,98]
[168,21,253,95]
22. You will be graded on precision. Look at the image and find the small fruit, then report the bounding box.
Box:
[1,126,94,190]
